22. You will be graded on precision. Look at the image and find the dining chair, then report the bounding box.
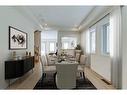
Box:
[75,50,82,62]
[77,55,86,80]
[46,54,56,66]
[40,55,56,78]
[55,63,78,89]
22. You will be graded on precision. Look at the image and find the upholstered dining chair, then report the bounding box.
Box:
[55,63,78,89]
[40,55,56,77]
[77,55,86,80]
[46,54,57,66]
[75,50,82,62]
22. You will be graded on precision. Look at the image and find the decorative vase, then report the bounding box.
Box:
[12,51,17,60]
[26,51,28,57]
[29,52,31,57]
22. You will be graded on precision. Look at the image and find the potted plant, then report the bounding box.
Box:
[75,44,82,62]
[75,44,81,50]
[75,44,82,53]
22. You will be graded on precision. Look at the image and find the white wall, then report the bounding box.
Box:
[0,7,38,89]
[80,30,86,54]
[91,16,111,81]
[91,55,111,81]
[80,15,111,81]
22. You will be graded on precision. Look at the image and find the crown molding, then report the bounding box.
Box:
[79,6,114,32]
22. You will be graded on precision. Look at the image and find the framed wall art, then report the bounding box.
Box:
[9,26,27,50]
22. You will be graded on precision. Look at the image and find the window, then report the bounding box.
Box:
[63,42,69,49]
[41,30,58,54]
[61,37,77,49]
[101,23,110,55]
[41,42,46,55]
[90,28,96,53]
[49,42,56,52]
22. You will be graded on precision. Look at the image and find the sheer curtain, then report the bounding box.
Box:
[85,29,91,67]
[86,29,90,54]
[110,7,122,88]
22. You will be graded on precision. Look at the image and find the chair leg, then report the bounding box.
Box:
[41,73,46,83]
[42,73,46,78]
[54,72,57,77]
[83,72,85,80]
[53,72,57,88]
[80,72,82,77]
[53,72,57,81]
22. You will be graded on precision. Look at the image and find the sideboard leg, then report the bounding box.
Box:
[8,79,11,88]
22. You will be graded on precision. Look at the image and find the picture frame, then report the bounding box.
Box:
[9,26,27,50]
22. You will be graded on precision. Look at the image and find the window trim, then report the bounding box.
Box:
[101,23,110,56]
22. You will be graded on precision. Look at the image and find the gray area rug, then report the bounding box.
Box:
[34,72,96,89]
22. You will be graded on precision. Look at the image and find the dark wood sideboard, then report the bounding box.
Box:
[5,56,34,79]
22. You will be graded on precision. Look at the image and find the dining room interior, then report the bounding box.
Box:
[0,6,127,90]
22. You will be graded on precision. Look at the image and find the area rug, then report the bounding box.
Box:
[34,73,96,89]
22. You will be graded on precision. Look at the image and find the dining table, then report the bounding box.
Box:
[48,54,78,65]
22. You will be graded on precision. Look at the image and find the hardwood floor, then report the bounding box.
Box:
[7,62,42,89]
[85,67,115,89]
[7,62,115,89]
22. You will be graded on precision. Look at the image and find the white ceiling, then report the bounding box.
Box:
[21,6,94,31]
